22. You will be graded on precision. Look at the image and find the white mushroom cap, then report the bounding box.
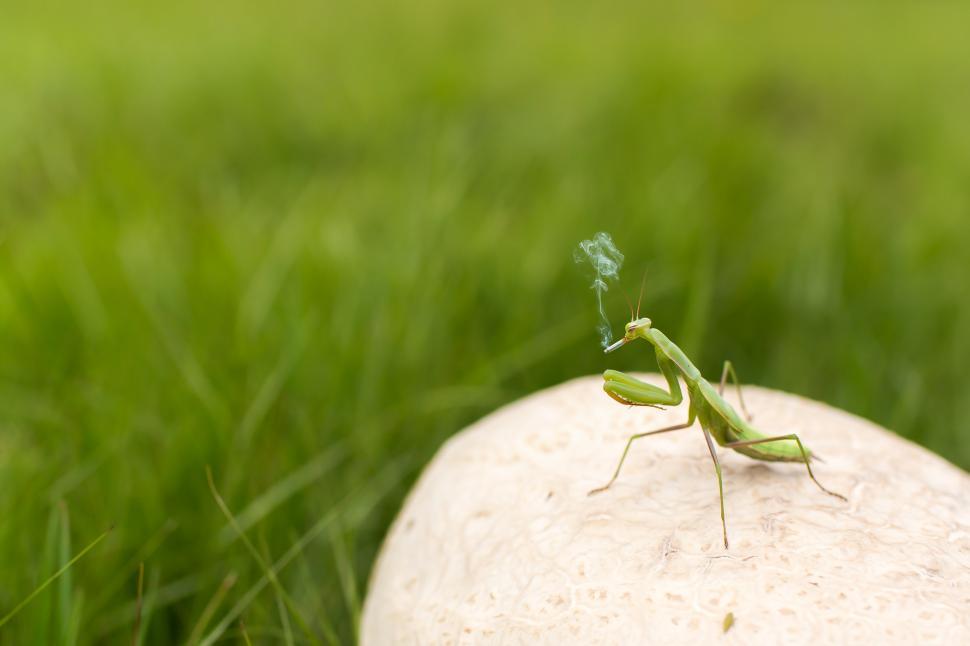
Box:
[362,374,970,644]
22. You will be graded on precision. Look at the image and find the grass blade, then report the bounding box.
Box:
[130,562,144,646]
[205,466,317,645]
[57,503,73,641]
[327,522,360,642]
[217,445,346,545]
[199,457,409,646]
[186,573,237,646]
[0,527,112,630]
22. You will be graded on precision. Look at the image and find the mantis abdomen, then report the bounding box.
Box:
[693,380,809,463]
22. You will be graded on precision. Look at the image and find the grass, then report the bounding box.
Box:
[2,1,970,642]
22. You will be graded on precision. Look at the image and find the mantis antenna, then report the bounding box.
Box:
[636,270,647,319]
[623,290,635,321]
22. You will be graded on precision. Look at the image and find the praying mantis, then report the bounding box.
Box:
[587,293,846,548]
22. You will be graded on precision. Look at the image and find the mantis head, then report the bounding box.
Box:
[604,317,651,353]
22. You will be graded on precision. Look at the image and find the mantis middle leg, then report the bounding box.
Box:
[587,417,694,496]
[722,434,847,501]
[718,360,752,421]
[699,426,730,548]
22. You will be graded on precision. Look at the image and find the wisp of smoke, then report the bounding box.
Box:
[574,232,625,348]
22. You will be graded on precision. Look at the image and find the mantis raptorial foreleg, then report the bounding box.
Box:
[722,434,847,501]
[603,368,682,408]
[718,360,752,421]
[587,419,694,496]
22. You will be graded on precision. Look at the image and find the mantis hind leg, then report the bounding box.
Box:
[700,427,730,549]
[723,434,847,502]
[718,360,752,421]
[587,418,693,496]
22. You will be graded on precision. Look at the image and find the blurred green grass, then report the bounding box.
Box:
[2,0,970,642]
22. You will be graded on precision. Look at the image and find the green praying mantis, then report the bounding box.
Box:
[587,290,846,548]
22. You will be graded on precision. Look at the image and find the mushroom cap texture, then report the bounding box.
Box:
[362,374,970,645]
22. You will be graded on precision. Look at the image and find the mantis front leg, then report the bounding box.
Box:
[602,370,682,408]
[602,348,685,408]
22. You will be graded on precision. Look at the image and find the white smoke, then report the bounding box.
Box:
[574,232,625,348]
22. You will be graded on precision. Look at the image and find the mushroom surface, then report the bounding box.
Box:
[362,374,970,645]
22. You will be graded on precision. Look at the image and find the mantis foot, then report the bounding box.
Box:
[822,487,848,502]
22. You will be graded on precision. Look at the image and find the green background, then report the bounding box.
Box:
[2,1,969,643]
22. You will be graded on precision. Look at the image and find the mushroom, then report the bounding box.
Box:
[362,374,970,644]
